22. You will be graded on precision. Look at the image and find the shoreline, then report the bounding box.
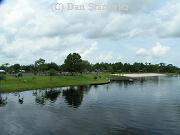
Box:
[0,74,110,93]
[0,80,110,93]
[0,73,171,93]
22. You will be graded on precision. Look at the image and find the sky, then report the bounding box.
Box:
[0,0,180,66]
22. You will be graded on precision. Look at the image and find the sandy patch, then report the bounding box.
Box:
[112,73,166,78]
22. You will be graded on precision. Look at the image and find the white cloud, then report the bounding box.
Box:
[81,42,98,59]
[136,48,148,57]
[154,0,180,38]
[0,0,179,65]
[136,42,170,59]
[151,43,170,58]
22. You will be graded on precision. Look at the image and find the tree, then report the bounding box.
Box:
[63,53,83,74]
[34,58,46,74]
[49,68,56,80]
[0,63,9,72]
[21,64,34,73]
[11,64,21,73]
[35,58,45,66]
[81,60,92,72]
[46,62,59,71]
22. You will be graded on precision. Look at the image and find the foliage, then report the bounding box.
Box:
[46,63,59,71]
[63,53,84,73]
[0,53,180,75]
[35,58,45,67]
[34,58,46,74]
[49,68,56,80]
[91,62,179,73]
[8,64,21,73]
[49,68,56,76]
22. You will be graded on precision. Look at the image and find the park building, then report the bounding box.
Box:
[0,70,5,74]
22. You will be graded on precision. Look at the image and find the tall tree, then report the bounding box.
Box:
[12,64,21,72]
[64,53,83,73]
[34,58,46,74]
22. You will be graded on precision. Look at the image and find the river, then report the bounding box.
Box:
[0,76,180,135]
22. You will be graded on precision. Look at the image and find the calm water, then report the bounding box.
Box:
[1,76,180,135]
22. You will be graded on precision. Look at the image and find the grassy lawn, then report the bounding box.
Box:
[0,73,110,93]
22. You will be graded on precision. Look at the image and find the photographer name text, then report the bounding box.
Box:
[52,3,128,12]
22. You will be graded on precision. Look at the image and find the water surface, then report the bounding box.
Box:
[1,76,180,135]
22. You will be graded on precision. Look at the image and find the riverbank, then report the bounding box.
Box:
[0,74,110,93]
[0,73,171,93]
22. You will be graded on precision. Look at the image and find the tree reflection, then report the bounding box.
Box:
[44,89,61,103]
[112,127,148,135]
[33,90,45,105]
[35,95,45,105]
[0,93,7,107]
[62,86,90,108]
[33,89,61,105]
[18,93,24,104]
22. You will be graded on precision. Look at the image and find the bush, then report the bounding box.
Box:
[49,69,56,80]
[93,76,98,80]
[49,69,56,76]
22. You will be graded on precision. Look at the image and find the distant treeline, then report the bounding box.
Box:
[0,53,179,74]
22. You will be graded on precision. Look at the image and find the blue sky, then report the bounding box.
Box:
[0,0,180,66]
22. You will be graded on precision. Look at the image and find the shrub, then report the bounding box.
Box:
[49,68,56,76]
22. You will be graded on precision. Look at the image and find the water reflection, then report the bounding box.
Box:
[112,128,149,135]
[33,89,61,105]
[62,86,90,108]
[0,94,7,107]
[0,86,91,108]
[0,78,162,108]
[44,89,61,102]
[0,76,180,135]
[111,76,161,88]
[18,93,24,104]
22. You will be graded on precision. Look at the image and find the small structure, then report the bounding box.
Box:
[11,70,24,78]
[0,70,5,74]
[129,79,134,82]
[58,72,72,76]
[19,70,25,73]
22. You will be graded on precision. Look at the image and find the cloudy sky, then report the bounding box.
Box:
[0,0,180,66]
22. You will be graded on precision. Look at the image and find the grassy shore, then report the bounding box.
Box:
[0,72,173,93]
[0,73,110,93]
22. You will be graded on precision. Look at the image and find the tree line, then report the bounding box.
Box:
[0,53,179,74]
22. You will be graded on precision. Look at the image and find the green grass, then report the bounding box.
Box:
[0,73,110,93]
